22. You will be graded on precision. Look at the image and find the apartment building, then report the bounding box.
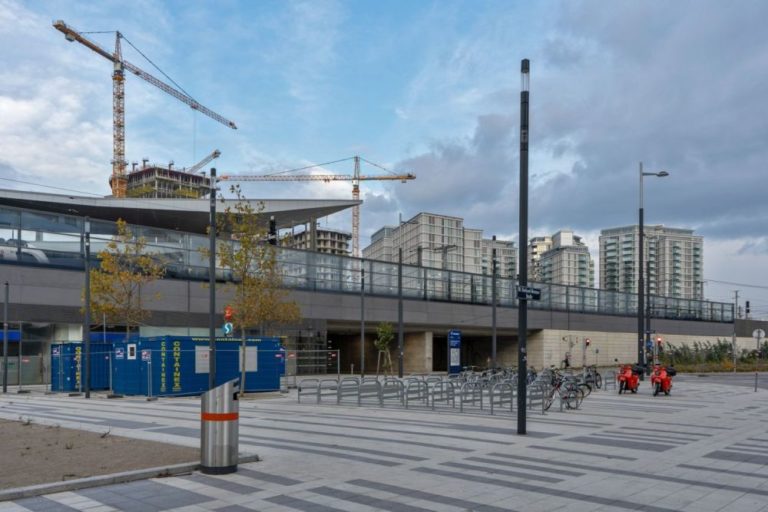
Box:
[537,230,595,287]
[599,225,703,299]
[286,228,352,255]
[362,213,517,277]
[528,236,553,281]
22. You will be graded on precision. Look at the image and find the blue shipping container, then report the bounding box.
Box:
[50,343,112,392]
[111,336,283,397]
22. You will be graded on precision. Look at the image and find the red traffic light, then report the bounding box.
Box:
[224,305,234,321]
[656,336,663,344]
[585,338,591,347]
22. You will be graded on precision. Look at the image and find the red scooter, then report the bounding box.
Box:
[617,364,640,394]
[650,364,674,396]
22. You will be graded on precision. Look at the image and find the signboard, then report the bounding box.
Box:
[448,329,462,375]
[516,285,541,301]
[223,322,233,336]
[127,344,137,360]
[52,346,60,357]
[141,349,151,362]
[753,329,765,341]
[239,346,258,372]
[114,347,125,360]
[195,345,210,373]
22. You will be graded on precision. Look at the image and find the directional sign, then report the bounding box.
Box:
[223,322,234,336]
[516,285,541,301]
[754,329,766,341]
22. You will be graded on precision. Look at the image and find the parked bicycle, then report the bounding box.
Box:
[583,365,602,390]
[543,368,583,411]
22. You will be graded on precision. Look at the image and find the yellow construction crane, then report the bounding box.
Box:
[53,20,237,198]
[220,156,415,257]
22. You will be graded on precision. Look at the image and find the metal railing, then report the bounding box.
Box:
[0,204,733,323]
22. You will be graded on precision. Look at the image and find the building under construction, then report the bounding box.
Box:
[126,163,212,199]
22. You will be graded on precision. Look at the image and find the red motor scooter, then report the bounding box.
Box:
[617,364,640,394]
[650,364,674,396]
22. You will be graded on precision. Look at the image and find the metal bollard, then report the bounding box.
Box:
[201,378,240,474]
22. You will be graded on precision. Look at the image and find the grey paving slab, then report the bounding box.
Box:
[3,377,768,512]
[12,496,79,511]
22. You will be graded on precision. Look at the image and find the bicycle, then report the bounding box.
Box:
[543,369,583,411]
[583,365,603,390]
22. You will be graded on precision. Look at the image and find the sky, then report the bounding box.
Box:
[1,0,767,318]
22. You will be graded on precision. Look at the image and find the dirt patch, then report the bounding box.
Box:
[0,419,199,490]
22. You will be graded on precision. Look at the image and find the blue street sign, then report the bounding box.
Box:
[448,329,462,375]
[223,322,233,336]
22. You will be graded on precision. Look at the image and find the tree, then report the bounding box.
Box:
[214,185,301,394]
[86,219,165,340]
[374,322,395,375]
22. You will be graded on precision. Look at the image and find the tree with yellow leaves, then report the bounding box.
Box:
[86,219,165,340]
[215,185,301,394]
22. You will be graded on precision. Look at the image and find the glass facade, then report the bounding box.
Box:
[0,204,733,323]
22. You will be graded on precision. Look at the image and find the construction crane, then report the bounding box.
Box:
[53,20,237,198]
[220,156,415,257]
[183,149,221,174]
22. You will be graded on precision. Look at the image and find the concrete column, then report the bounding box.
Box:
[403,331,433,374]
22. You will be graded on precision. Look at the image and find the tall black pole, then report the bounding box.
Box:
[2,282,8,393]
[360,265,365,377]
[84,216,91,399]
[517,59,530,435]
[209,168,217,390]
[646,258,652,362]
[398,247,404,378]
[638,163,645,377]
[491,247,497,369]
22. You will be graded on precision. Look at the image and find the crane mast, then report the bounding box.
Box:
[220,156,415,257]
[53,20,237,198]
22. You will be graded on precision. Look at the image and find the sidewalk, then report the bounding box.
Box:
[1,374,768,511]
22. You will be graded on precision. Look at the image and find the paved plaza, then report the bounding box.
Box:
[1,373,768,511]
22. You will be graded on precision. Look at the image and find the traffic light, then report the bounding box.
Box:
[746,301,751,316]
[269,216,277,246]
[656,336,663,345]
[224,305,234,321]
[585,338,591,347]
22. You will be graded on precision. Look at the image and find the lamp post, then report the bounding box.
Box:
[638,163,668,376]
[208,168,217,390]
[84,216,91,398]
[397,247,404,378]
[517,58,530,435]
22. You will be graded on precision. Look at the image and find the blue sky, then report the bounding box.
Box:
[1,0,767,316]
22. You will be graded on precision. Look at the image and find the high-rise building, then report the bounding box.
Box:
[286,228,352,255]
[362,212,517,277]
[528,236,552,281]
[599,225,703,299]
[537,230,594,287]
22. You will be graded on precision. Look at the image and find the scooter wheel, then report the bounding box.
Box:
[618,382,624,394]
[631,387,637,394]
[653,383,660,396]
[664,390,670,396]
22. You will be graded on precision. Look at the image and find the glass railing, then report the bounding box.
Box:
[0,204,734,323]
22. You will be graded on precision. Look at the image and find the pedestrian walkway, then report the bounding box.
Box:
[1,374,768,511]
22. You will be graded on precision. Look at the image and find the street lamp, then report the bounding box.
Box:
[638,163,669,376]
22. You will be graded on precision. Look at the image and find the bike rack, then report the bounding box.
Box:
[359,378,383,406]
[405,379,429,409]
[459,381,484,412]
[431,380,456,410]
[382,377,404,405]
[297,378,319,403]
[489,381,515,415]
[336,377,360,404]
[318,379,339,403]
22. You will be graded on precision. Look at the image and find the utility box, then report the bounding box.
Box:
[50,343,112,392]
[111,336,283,397]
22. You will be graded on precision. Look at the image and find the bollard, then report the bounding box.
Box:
[755,372,758,393]
[201,378,240,474]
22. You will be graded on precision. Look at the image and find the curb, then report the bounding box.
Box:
[0,454,261,502]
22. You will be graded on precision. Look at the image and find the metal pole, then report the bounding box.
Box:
[3,282,8,393]
[491,249,497,369]
[398,247,404,378]
[84,216,91,398]
[209,168,217,390]
[638,163,645,378]
[517,58,530,435]
[360,266,365,377]
[646,258,652,369]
